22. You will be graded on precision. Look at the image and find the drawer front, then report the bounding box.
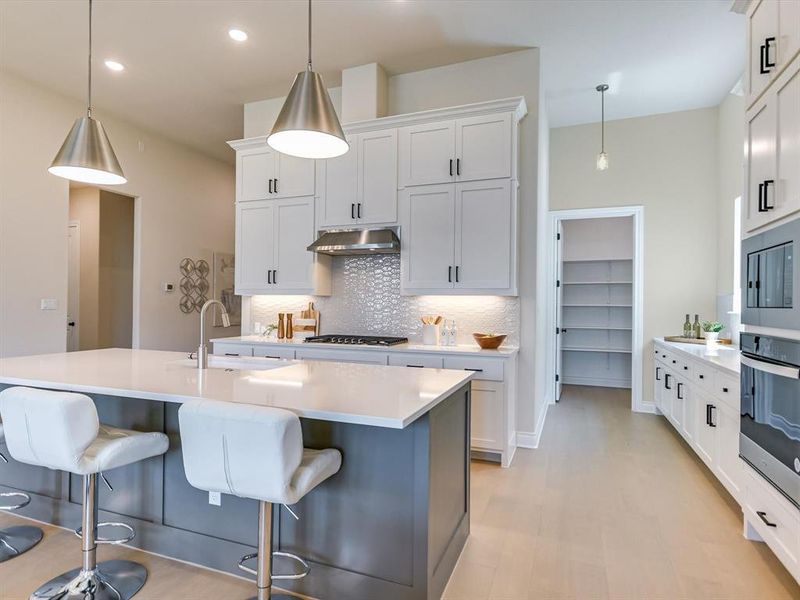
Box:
[693,362,714,391]
[213,343,254,357]
[387,353,444,369]
[294,348,389,365]
[442,356,504,381]
[714,370,739,409]
[655,346,671,365]
[252,346,296,360]
[744,467,800,573]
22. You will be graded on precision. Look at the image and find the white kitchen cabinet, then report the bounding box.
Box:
[715,400,743,500]
[470,381,505,453]
[387,353,444,368]
[694,389,717,469]
[671,375,686,434]
[235,197,330,295]
[399,113,512,187]
[232,140,315,202]
[401,181,516,295]
[294,347,388,365]
[747,0,800,107]
[744,57,800,234]
[319,129,398,228]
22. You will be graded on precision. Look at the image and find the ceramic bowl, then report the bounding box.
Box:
[472,333,507,350]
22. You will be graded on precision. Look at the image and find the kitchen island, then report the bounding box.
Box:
[0,349,473,600]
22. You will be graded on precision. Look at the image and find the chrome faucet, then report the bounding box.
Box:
[197,299,231,369]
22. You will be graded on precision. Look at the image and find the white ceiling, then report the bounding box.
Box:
[0,0,745,163]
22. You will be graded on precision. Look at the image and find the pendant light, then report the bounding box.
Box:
[267,0,349,159]
[49,0,126,185]
[595,84,609,171]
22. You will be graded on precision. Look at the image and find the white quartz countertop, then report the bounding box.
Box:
[655,338,740,375]
[0,349,474,429]
[211,335,518,357]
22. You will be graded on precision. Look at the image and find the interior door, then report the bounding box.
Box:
[319,134,358,227]
[454,179,512,290]
[401,184,455,290]
[239,147,278,202]
[236,201,274,292]
[555,221,564,401]
[358,129,398,225]
[398,121,455,187]
[273,197,315,291]
[67,222,80,351]
[455,113,512,182]
[274,153,315,199]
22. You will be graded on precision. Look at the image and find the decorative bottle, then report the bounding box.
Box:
[286,314,294,339]
[449,320,458,346]
[683,314,692,338]
[693,314,701,339]
[277,313,286,339]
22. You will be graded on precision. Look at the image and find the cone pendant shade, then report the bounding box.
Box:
[49,116,126,185]
[267,70,348,159]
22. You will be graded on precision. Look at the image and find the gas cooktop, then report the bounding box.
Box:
[303,335,408,346]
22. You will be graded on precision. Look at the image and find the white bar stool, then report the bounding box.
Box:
[0,422,44,562]
[179,399,342,600]
[0,387,169,600]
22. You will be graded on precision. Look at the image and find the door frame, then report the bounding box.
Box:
[546,206,646,413]
[67,220,81,351]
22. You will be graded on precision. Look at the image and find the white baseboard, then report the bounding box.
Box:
[634,401,658,414]
[516,400,550,449]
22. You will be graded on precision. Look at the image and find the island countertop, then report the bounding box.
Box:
[0,348,474,428]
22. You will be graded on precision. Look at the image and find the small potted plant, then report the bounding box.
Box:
[702,321,724,346]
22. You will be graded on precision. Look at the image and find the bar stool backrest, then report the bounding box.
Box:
[0,387,99,472]
[178,400,304,503]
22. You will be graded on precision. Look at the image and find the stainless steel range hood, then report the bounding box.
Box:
[307,227,400,256]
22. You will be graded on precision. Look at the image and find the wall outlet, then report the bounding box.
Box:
[208,491,221,506]
[40,298,58,310]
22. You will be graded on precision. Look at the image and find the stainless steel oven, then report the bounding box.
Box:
[740,332,800,507]
[742,218,798,329]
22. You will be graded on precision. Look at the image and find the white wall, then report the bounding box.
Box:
[0,71,237,357]
[550,107,719,405]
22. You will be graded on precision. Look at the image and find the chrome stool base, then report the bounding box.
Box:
[30,559,147,600]
[0,525,43,563]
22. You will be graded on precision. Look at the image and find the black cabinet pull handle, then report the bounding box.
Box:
[455,266,460,282]
[708,404,716,427]
[706,404,711,426]
[264,356,281,360]
[406,364,424,368]
[465,368,483,372]
[760,43,769,74]
[672,359,676,364]
[758,182,765,212]
[351,203,355,219]
[722,387,729,393]
[765,37,776,69]
[763,179,775,210]
[269,178,273,194]
[357,203,362,219]
[699,374,704,379]
[272,269,277,284]
[224,353,240,357]
[456,158,461,176]
[449,159,453,176]
[757,511,777,527]
[664,374,672,390]
[683,366,688,370]
[448,266,452,283]
[677,382,684,400]
[274,178,278,193]
[267,270,272,284]
[656,367,661,381]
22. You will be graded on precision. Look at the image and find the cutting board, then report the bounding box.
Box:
[664,335,733,345]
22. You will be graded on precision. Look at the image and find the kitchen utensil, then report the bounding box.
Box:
[277,313,286,339]
[422,324,441,346]
[286,314,294,339]
[473,333,506,350]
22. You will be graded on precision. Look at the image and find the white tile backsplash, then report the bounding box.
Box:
[249,254,520,345]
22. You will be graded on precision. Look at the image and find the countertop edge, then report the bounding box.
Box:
[654,338,740,376]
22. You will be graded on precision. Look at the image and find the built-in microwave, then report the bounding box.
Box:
[742,219,798,329]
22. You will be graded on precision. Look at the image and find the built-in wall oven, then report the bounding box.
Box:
[740,332,800,507]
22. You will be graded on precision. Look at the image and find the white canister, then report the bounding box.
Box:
[422,323,441,345]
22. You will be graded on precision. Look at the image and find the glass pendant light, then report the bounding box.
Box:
[49,0,126,185]
[267,0,349,159]
[596,84,609,171]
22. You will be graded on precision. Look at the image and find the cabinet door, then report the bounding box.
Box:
[661,371,673,421]
[654,364,664,411]
[455,113,512,182]
[776,62,800,222]
[745,101,777,232]
[749,0,779,104]
[273,197,315,292]
[319,135,358,227]
[715,401,743,500]
[454,180,513,291]
[398,121,455,187]
[470,381,504,452]
[681,378,695,444]
[779,1,800,69]
[239,148,278,202]
[359,129,398,225]
[236,202,274,292]
[274,153,315,199]
[400,184,455,291]
[694,392,717,468]
[672,377,685,432]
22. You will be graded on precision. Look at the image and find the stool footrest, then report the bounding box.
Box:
[238,551,310,580]
[74,521,135,545]
[0,491,31,511]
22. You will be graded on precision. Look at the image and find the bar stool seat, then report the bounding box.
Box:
[0,422,44,563]
[0,386,169,600]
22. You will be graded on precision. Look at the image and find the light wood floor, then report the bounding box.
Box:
[1,385,799,599]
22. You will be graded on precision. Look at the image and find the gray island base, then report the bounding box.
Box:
[0,382,471,600]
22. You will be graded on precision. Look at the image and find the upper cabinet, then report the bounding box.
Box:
[318,129,398,228]
[747,0,800,107]
[398,113,512,187]
[233,141,315,203]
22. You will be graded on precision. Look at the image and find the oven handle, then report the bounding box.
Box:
[741,355,800,379]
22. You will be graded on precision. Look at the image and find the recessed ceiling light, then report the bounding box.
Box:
[104,60,124,72]
[228,29,248,42]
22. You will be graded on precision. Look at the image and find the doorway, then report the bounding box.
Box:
[549,206,644,411]
[67,186,136,350]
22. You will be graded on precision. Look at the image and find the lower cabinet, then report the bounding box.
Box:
[715,400,743,500]
[694,389,717,469]
[470,381,505,454]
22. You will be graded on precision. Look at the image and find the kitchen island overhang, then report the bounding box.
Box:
[0,349,473,600]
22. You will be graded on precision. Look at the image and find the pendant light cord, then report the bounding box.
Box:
[600,88,604,152]
[87,0,93,118]
[307,0,312,71]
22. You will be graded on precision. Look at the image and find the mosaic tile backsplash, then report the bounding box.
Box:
[249,254,520,345]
